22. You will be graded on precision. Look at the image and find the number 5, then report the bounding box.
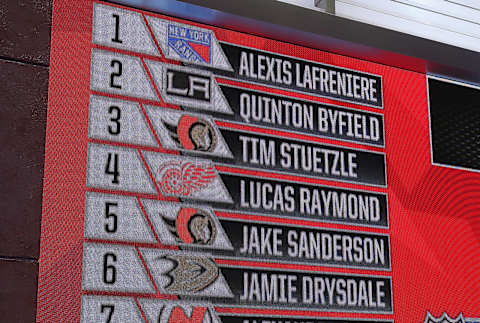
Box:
[104,202,118,233]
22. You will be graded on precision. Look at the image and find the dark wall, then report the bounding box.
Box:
[0,0,52,322]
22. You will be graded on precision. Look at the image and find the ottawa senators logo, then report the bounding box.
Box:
[158,161,216,196]
[425,312,465,323]
[164,255,219,293]
[163,208,217,245]
[163,115,217,153]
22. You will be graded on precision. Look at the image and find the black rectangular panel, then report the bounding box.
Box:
[429,77,480,171]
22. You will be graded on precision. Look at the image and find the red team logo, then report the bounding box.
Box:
[158,161,216,196]
[163,208,217,245]
[163,115,218,153]
[158,305,219,323]
[165,306,211,323]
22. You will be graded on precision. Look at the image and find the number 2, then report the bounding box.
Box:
[110,60,122,89]
[101,304,115,323]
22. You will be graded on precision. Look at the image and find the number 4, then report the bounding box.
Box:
[105,153,120,184]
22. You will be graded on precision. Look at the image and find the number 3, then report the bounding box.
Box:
[108,106,121,135]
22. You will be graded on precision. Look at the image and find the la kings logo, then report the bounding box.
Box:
[166,68,211,102]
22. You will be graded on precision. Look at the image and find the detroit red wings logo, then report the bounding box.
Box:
[158,161,216,196]
[163,115,217,153]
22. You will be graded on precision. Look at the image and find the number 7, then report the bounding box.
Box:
[101,304,114,323]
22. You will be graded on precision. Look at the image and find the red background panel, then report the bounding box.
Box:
[37,0,92,321]
[37,0,480,322]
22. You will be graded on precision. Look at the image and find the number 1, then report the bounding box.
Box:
[112,14,123,44]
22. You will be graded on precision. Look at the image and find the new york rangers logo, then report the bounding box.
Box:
[168,24,212,64]
[158,161,216,196]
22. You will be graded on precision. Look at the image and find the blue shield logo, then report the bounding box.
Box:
[168,24,212,64]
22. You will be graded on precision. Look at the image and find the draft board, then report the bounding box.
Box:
[37,0,480,322]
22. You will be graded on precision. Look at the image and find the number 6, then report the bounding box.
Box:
[103,253,117,285]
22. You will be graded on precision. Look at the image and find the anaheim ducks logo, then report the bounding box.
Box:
[425,312,465,323]
[164,255,219,293]
[163,208,217,245]
[163,115,217,152]
[158,161,216,196]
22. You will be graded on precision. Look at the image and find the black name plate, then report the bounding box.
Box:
[216,129,387,187]
[215,43,383,108]
[218,85,385,147]
[218,174,389,228]
[218,219,391,270]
